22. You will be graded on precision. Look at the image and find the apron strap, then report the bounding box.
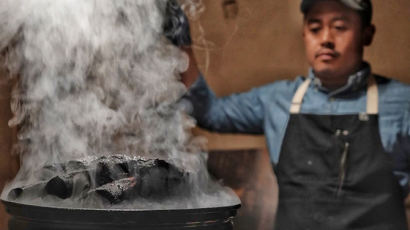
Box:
[366,76,378,114]
[290,78,312,114]
[290,75,378,114]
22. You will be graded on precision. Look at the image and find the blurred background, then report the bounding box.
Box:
[0,0,409,229]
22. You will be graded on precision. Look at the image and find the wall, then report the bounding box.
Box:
[0,63,19,227]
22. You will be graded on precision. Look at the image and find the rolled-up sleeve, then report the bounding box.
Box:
[184,73,264,134]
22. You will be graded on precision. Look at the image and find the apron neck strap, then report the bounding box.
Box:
[290,75,378,114]
[290,78,312,114]
[366,75,378,115]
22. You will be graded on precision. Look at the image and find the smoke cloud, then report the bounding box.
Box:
[0,0,239,209]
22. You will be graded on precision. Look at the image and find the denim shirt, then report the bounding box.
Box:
[186,63,410,195]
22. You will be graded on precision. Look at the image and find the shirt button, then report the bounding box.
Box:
[343,130,349,136]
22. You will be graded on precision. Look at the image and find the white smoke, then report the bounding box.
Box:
[0,0,239,209]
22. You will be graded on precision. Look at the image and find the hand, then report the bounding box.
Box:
[163,0,192,47]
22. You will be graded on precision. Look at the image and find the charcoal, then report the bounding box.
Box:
[93,177,138,204]
[8,182,47,200]
[45,176,73,199]
[44,169,93,199]
[138,159,185,197]
[94,156,129,186]
[42,164,65,173]
[8,188,23,200]
[91,158,187,202]
[36,160,88,181]
[11,155,188,204]
[65,160,88,172]
[36,166,60,181]
[71,171,92,198]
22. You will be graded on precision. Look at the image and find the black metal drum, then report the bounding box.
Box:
[2,200,241,230]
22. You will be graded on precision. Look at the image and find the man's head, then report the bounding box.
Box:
[301,0,375,88]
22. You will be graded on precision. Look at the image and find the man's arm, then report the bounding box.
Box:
[184,74,265,134]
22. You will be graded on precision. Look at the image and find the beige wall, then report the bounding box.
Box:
[191,0,410,150]
[0,64,19,227]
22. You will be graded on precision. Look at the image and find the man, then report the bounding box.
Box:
[166,0,410,229]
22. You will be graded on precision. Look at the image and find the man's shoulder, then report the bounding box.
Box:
[376,75,410,100]
[252,76,306,96]
[376,75,410,119]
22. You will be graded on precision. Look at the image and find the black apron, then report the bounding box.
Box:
[274,76,407,230]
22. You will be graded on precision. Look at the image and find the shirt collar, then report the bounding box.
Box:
[308,62,372,97]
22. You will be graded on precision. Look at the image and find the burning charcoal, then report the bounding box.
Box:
[106,155,132,173]
[71,172,92,198]
[94,156,129,186]
[13,155,188,204]
[45,176,73,199]
[36,165,64,181]
[89,158,188,203]
[43,164,65,172]
[36,168,57,181]
[45,169,93,199]
[124,159,145,176]
[93,177,138,204]
[8,188,23,200]
[8,182,47,201]
[138,159,185,197]
[36,160,87,181]
[65,160,88,172]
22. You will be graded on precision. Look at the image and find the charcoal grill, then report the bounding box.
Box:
[2,199,241,230]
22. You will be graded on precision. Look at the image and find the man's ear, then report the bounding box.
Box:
[363,24,376,46]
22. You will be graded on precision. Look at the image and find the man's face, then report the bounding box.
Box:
[303,1,371,87]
